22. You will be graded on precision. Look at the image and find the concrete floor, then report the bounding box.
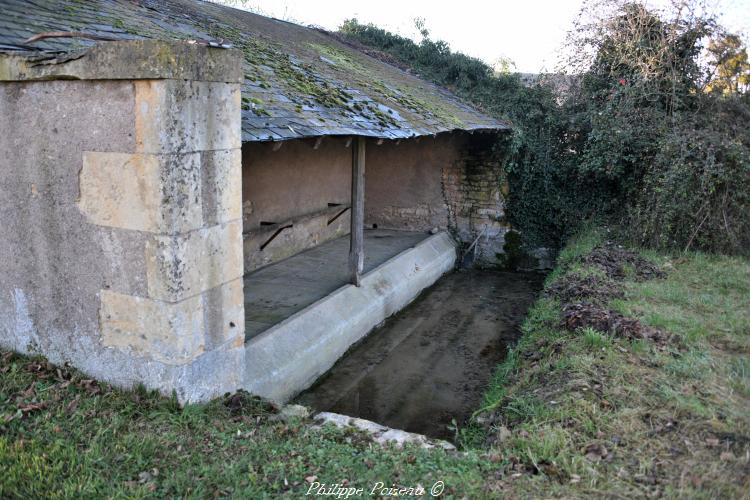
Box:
[243,229,431,340]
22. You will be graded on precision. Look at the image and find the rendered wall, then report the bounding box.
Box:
[365,135,454,231]
[242,138,352,271]
[243,132,510,271]
[0,41,245,403]
[242,138,351,229]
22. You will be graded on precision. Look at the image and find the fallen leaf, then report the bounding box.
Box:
[496,426,512,442]
[65,396,80,415]
[18,402,47,413]
[583,443,609,462]
[305,475,317,484]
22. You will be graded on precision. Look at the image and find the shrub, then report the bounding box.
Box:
[338,1,750,255]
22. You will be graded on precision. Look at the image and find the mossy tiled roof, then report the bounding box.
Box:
[0,0,509,142]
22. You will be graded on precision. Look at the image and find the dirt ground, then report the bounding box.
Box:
[297,269,545,440]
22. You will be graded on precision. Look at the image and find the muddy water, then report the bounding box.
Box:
[296,269,545,441]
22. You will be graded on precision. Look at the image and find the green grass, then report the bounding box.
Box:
[472,229,750,497]
[2,228,749,497]
[0,365,500,498]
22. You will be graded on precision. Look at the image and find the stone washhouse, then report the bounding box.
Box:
[0,0,511,403]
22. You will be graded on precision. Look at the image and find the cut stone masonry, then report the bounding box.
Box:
[0,41,246,402]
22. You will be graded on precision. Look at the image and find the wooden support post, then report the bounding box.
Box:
[349,136,365,286]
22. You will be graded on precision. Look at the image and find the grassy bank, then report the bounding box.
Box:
[0,359,492,498]
[1,228,748,497]
[471,228,750,496]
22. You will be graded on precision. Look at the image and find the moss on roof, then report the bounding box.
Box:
[0,0,509,141]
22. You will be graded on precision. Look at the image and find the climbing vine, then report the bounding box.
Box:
[339,1,750,255]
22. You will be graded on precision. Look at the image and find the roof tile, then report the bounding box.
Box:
[0,0,510,142]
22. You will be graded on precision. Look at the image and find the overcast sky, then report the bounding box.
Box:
[221,0,750,73]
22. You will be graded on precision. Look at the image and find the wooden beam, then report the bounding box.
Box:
[349,136,365,286]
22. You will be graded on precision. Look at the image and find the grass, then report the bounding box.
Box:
[471,228,750,497]
[0,366,498,498]
[2,227,749,497]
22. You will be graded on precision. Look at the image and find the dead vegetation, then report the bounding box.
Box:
[545,242,672,345]
[561,302,673,345]
[544,272,623,304]
[581,243,667,281]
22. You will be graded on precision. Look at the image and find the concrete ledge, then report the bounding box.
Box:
[0,40,244,83]
[242,231,457,402]
[243,205,351,272]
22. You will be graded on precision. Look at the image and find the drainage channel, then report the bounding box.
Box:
[296,269,546,441]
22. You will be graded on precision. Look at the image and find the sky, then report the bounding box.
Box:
[220,0,750,73]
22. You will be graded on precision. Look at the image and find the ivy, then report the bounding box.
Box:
[338,1,750,255]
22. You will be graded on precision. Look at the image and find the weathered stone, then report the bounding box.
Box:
[78,152,203,234]
[364,134,509,267]
[135,79,241,154]
[145,221,243,302]
[202,278,245,351]
[273,404,311,421]
[0,41,244,83]
[100,290,205,365]
[313,412,455,450]
[100,277,244,366]
[0,40,244,403]
[201,149,242,225]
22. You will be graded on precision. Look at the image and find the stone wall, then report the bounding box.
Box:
[0,41,245,403]
[365,132,509,266]
[442,133,510,265]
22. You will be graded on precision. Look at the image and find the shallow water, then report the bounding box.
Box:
[296,269,545,440]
